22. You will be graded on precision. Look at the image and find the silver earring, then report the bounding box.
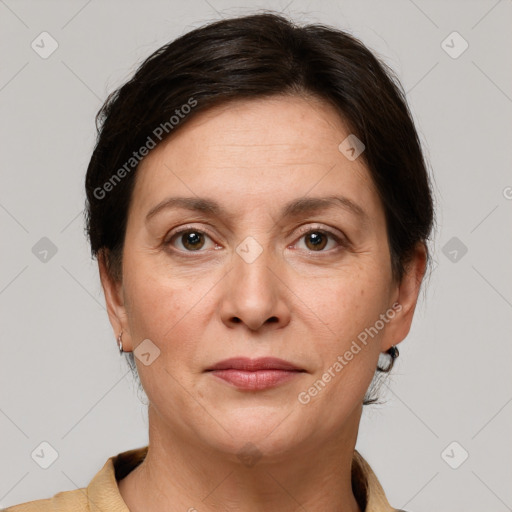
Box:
[117,331,124,354]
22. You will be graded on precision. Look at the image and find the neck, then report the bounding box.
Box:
[119,405,363,512]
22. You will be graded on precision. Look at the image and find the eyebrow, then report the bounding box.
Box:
[145,195,368,225]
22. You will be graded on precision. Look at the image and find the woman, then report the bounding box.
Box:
[6,12,433,512]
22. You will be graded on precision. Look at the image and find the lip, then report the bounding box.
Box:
[207,357,303,372]
[206,357,305,391]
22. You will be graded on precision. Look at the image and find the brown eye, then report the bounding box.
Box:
[180,231,205,251]
[304,231,328,251]
[167,229,216,252]
[293,228,345,253]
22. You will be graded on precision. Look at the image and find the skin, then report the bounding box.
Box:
[99,94,427,512]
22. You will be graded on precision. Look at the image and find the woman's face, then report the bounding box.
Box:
[102,95,422,459]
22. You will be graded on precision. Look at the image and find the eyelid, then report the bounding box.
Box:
[165,225,219,250]
[166,224,215,240]
[290,224,349,249]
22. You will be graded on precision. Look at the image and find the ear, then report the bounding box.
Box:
[98,249,133,352]
[380,242,428,352]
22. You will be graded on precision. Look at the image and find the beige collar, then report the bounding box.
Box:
[85,445,399,512]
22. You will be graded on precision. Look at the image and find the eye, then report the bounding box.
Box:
[165,225,347,254]
[166,228,217,252]
[293,227,346,252]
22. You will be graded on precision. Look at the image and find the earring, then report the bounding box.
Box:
[388,345,399,359]
[117,330,124,354]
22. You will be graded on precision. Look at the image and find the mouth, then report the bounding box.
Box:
[205,357,306,391]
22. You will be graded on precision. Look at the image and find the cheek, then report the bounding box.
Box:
[291,264,390,410]
[122,254,204,360]
[123,265,207,410]
[293,265,390,349]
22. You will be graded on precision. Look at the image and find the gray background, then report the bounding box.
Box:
[1,0,511,510]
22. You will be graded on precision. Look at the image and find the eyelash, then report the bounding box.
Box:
[164,224,348,255]
[293,225,348,252]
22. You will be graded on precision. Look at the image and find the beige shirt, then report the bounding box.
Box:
[4,446,405,512]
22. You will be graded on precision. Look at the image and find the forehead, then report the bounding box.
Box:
[131,94,381,222]
[157,95,361,167]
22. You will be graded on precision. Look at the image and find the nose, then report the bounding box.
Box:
[219,245,291,332]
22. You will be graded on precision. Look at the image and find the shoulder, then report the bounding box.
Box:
[2,488,88,512]
[2,446,147,512]
[353,449,410,512]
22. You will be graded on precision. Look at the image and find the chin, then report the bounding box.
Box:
[194,406,311,461]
